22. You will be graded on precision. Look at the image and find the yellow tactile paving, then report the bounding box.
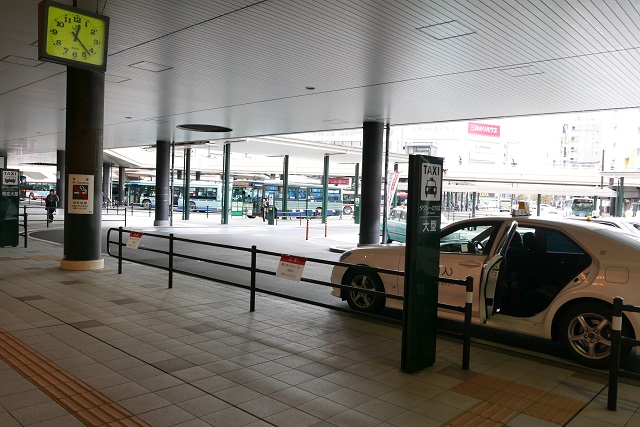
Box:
[0,327,149,427]
[447,372,586,425]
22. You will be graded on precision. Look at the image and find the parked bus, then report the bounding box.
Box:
[571,197,594,217]
[123,180,225,211]
[232,180,343,218]
[342,190,404,215]
[19,175,56,200]
[499,198,512,212]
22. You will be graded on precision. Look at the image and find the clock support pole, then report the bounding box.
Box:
[60,67,105,270]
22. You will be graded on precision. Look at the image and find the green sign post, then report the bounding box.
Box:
[0,169,20,247]
[401,155,443,372]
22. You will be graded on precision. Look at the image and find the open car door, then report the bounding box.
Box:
[479,221,518,323]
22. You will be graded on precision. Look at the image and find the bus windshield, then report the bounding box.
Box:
[571,198,594,217]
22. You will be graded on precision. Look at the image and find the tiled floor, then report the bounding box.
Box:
[1,240,640,426]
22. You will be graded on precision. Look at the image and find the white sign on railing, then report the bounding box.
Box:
[276,255,306,281]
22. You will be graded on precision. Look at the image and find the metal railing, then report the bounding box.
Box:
[608,296,640,411]
[106,226,474,369]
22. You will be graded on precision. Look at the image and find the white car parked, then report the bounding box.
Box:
[331,216,640,368]
[566,216,640,239]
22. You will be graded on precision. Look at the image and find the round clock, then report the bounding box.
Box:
[38,0,110,72]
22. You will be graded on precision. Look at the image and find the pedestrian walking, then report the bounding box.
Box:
[45,189,59,222]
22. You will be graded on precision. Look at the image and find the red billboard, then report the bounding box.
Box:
[328,177,350,185]
[468,122,500,137]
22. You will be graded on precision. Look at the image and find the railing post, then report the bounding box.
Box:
[206,206,209,218]
[23,206,28,248]
[462,275,473,370]
[324,220,327,237]
[306,219,309,240]
[118,227,123,274]
[608,296,623,411]
[250,245,257,312]
[124,204,127,227]
[168,233,174,289]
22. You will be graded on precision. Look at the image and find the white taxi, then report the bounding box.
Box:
[331,216,640,368]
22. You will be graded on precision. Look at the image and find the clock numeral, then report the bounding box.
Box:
[89,48,95,54]
[63,48,69,54]
[74,15,81,23]
[56,21,65,28]
[72,52,77,58]
[93,39,100,45]
[49,29,58,35]
[54,39,61,46]
[82,52,87,59]
[64,16,71,23]
[91,29,97,35]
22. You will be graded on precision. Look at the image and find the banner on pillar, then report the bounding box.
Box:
[68,174,94,214]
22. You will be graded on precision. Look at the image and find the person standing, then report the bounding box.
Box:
[45,189,59,222]
[262,197,269,222]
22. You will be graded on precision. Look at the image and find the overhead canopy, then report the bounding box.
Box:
[3,1,640,165]
[444,181,616,197]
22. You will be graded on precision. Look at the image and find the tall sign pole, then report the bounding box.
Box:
[402,155,443,372]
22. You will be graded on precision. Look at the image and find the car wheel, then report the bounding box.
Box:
[343,206,353,215]
[141,199,151,209]
[343,268,385,314]
[558,301,631,368]
[189,201,197,212]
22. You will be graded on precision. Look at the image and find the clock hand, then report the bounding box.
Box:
[72,25,80,41]
[72,25,91,55]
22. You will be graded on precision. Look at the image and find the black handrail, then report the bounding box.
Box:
[608,296,640,411]
[107,226,474,369]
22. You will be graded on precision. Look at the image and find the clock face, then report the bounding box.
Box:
[41,2,108,70]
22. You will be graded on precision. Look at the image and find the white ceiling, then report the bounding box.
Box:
[3,0,640,166]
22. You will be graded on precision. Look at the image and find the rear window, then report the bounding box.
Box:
[545,230,583,254]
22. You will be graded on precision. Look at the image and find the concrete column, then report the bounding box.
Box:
[183,148,191,220]
[154,141,170,226]
[61,68,104,271]
[195,171,201,181]
[282,155,289,215]
[221,143,231,224]
[56,150,65,209]
[118,166,125,205]
[322,154,329,223]
[359,121,383,245]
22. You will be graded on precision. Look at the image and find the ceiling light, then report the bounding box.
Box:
[500,65,544,77]
[418,20,475,40]
[129,61,172,72]
[1,55,43,67]
[105,74,131,83]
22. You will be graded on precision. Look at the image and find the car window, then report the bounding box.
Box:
[399,211,407,222]
[440,223,499,254]
[545,230,584,254]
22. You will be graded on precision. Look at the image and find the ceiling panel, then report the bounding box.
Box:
[2,0,640,165]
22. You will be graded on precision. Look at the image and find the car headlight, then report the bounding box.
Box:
[339,251,352,262]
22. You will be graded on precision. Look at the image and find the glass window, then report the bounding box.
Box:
[440,222,498,254]
[328,189,340,202]
[298,189,307,199]
[545,230,584,254]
